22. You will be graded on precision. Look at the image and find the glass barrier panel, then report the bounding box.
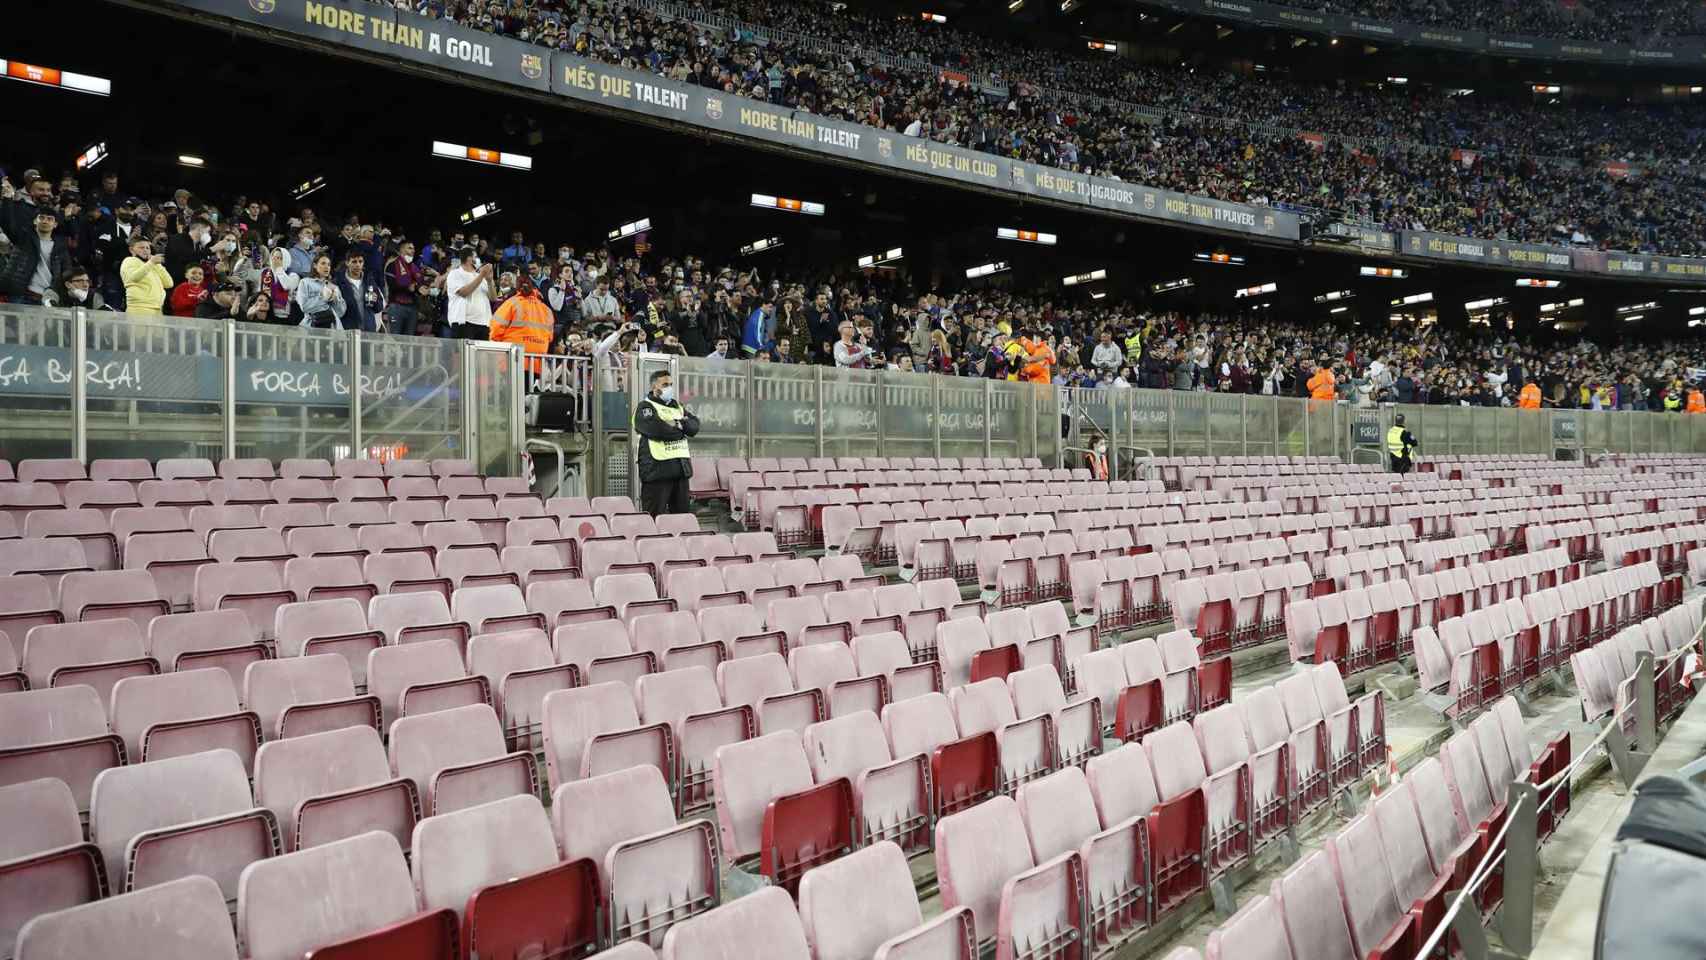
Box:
[1304,399,1337,458]
[1031,381,1060,464]
[353,331,463,464]
[1243,393,1277,456]
[0,306,75,461]
[230,321,350,464]
[750,363,820,460]
[820,367,880,459]
[83,312,225,461]
[471,345,520,477]
[1172,391,1208,456]
[1126,388,1171,456]
[677,357,749,458]
[988,378,1026,462]
[880,370,934,460]
[939,378,989,461]
[1206,392,1246,457]
[1274,396,1306,457]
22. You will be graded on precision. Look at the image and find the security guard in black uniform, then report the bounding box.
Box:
[634,368,700,516]
[1387,413,1419,475]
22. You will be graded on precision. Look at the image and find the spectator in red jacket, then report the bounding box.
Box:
[168,263,208,317]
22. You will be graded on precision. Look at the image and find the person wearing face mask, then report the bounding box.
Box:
[287,227,317,276]
[1084,436,1109,480]
[53,268,107,310]
[164,217,212,281]
[633,368,700,517]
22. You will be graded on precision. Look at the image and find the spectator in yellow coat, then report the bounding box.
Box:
[119,235,172,315]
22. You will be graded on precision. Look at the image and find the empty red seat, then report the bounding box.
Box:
[253,724,418,852]
[388,703,534,816]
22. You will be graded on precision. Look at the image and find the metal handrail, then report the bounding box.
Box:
[1414,602,1703,959]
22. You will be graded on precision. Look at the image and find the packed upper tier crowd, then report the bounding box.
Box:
[380,0,1706,255]
[1260,0,1706,43]
[5,164,1706,413]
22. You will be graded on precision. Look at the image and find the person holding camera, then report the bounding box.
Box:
[119,234,172,315]
[633,367,700,517]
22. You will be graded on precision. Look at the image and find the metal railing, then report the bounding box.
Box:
[0,304,524,476]
[1417,604,1702,959]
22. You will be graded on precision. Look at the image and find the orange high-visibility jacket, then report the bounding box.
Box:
[491,291,554,370]
[1518,383,1542,409]
[1688,390,1705,413]
[1307,367,1337,400]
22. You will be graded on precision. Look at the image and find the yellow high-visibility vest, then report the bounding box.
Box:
[641,398,691,462]
[1387,425,1409,458]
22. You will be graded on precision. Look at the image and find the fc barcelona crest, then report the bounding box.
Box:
[705,97,724,120]
[520,54,543,80]
[248,0,275,12]
[877,136,893,158]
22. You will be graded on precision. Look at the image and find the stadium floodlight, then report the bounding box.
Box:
[290,176,328,201]
[74,142,108,172]
[608,217,651,241]
[1,60,110,96]
[1090,291,1107,300]
[1464,297,1508,310]
[1541,298,1585,313]
[1330,306,1349,314]
[459,201,501,225]
[1360,266,1407,278]
[431,140,532,171]
[1690,306,1706,316]
[1313,290,1354,303]
[1194,252,1244,265]
[1088,40,1118,53]
[1390,292,1434,306]
[740,237,783,256]
[1623,314,1646,323]
[1533,84,1561,94]
[1616,301,1658,314]
[1232,282,1278,298]
[1151,278,1193,293]
[997,227,1057,245]
[1386,76,1408,84]
[1515,278,1562,288]
[965,261,1010,279]
[920,12,947,22]
[177,155,204,168]
[1008,0,1024,10]
[857,247,904,269]
[751,194,825,216]
[1063,269,1108,286]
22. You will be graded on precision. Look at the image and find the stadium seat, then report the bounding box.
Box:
[237,830,454,960]
[89,748,275,901]
[15,875,237,960]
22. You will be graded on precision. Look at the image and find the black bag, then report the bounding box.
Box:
[1596,775,1706,959]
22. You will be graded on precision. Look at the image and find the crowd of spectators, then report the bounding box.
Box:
[5,161,1705,413]
[387,0,1706,255]
[1263,0,1706,44]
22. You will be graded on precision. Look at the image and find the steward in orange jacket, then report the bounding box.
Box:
[1307,365,1337,401]
[1688,389,1706,414]
[1517,382,1542,409]
[490,276,554,372]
